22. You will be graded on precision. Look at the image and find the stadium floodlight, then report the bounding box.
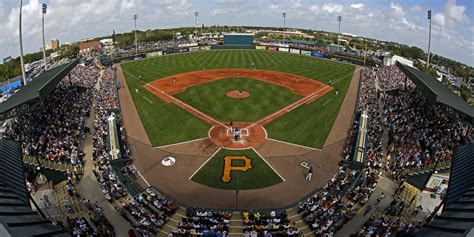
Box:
[337,16,342,52]
[19,0,27,85]
[282,12,286,44]
[134,14,138,55]
[42,3,47,70]
[194,11,199,37]
[427,10,432,67]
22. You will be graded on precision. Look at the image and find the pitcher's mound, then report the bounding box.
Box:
[227,90,250,99]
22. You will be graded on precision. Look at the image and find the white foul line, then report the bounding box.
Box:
[247,67,360,130]
[143,96,153,104]
[322,98,334,106]
[188,147,222,180]
[133,164,151,187]
[252,148,286,182]
[266,138,321,151]
[118,66,228,129]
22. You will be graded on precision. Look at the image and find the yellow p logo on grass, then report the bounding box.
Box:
[221,156,252,183]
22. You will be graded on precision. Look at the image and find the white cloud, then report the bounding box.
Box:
[322,3,343,14]
[409,5,423,13]
[444,0,470,24]
[390,2,405,17]
[309,5,320,14]
[156,0,192,16]
[433,13,446,26]
[120,0,137,12]
[350,3,364,10]
[291,0,302,9]
[0,0,472,66]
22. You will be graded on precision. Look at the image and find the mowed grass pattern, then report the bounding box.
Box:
[191,149,283,190]
[174,77,302,122]
[121,50,355,147]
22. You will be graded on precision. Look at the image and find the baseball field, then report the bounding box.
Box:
[120,50,355,148]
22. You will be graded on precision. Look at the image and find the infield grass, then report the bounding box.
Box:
[121,50,355,147]
[191,149,283,190]
[174,77,302,122]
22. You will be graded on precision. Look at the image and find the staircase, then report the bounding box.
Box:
[46,181,89,222]
[286,207,313,236]
[23,155,84,174]
[228,211,244,236]
[159,207,186,236]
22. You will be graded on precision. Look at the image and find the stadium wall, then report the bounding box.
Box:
[224,34,254,45]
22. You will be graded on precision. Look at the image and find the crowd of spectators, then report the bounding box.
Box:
[363,67,471,178]
[357,215,422,236]
[3,65,97,168]
[242,210,298,236]
[173,209,232,236]
[349,66,471,235]
[57,201,115,236]
[114,37,220,59]
[90,67,133,202]
[119,188,177,236]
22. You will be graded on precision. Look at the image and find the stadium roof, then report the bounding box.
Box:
[396,62,474,123]
[0,59,79,115]
[413,141,474,237]
[0,139,67,236]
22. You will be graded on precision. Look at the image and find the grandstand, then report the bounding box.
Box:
[0,4,473,236]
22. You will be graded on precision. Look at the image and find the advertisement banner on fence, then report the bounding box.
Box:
[289,48,300,54]
[256,45,266,50]
[179,47,189,52]
[268,46,277,51]
[189,47,200,52]
[278,47,289,52]
[301,50,312,56]
[179,43,198,48]
[146,51,162,58]
[201,46,211,51]
[311,52,325,58]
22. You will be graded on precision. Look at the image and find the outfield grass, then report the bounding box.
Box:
[191,149,283,190]
[174,77,302,122]
[121,50,355,147]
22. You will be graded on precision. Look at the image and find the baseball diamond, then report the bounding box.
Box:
[1,3,472,237]
[117,49,361,207]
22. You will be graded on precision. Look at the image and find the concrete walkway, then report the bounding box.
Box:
[335,176,396,237]
[78,71,133,236]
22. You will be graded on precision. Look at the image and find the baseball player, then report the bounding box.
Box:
[172,77,176,83]
[305,166,313,181]
[234,127,240,141]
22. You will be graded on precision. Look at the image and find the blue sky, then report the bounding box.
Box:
[0,0,473,66]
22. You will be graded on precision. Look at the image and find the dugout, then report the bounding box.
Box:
[211,33,256,50]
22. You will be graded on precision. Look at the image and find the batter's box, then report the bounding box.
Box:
[240,129,249,137]
[226,128,249,137]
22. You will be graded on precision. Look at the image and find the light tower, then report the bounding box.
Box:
[194,11,199,38]
[19,0,27,85]
[427,10,432,67]
[134,14,138,55]
[282,12,287,44]
[337,16,342,52]
[42,3,47,70]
